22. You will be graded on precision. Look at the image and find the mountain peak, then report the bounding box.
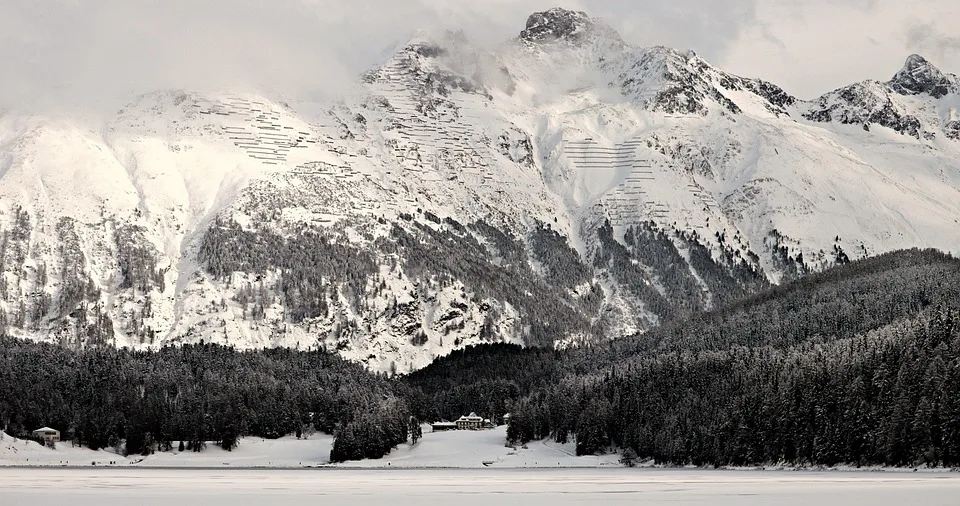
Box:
[903,53,932,69]
[889,54,955,98]
[520,8,622,45]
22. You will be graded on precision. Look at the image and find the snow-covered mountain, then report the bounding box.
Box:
[2,8,959,371]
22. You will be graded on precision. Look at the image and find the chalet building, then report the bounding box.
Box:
[431,412,496,431]
[456,412,484,430]
[32,427,60,443]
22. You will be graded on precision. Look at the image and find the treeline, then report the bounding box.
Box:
[0,213,164,345]
[199,218,377,323]
[4,248,959,467]
[328,406,412,462]
[198,215,601,348]
[386,218,597,348]
[408,249,960,467]
[572,248,960,370]
[509,305,960,466]
[593,221,768,324]
[196,214,768,353]
[0,339,404,461]
[402,343,561,422]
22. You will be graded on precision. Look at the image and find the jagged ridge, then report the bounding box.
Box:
[0,8,959,372]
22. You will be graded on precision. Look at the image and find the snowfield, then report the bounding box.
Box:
[338,426,621,468]
[5,429,960,504]
[0,431,334,468]
[0,427,617,469]
[2,468,959,506]
[5,426,959,472]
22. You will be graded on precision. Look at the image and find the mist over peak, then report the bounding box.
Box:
[1,0,956,113]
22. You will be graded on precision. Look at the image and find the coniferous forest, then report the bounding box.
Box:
[0,342,406,459]
[2,248,960,466]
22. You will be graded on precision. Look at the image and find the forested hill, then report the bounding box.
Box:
[0,342,409,460]
[573,247,960,370]
[2,248,959,467]
[405,248,960,467]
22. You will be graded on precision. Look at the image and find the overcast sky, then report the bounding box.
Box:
[1,0,957,114]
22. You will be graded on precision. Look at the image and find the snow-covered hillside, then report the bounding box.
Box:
[1,8,959,371]
[0,427,617,469]
[0,430,335,468]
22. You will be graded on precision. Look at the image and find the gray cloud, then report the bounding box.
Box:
[1,0,381,115]
[719,0,959,98]
[0,0,763,114]
[0,0,956,114]
[905,21,960,66]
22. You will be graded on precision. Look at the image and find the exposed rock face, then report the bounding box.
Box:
[520,8,621,45]
[803,81,923,138]
[889,54,958,98]
[802,55,960,140]
[946,120,960,140]
[611,46,795,116]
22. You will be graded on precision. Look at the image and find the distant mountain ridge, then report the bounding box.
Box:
[1,8,959,371]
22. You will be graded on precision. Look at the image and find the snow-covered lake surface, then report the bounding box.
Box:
[2,468,960,505]
[5,428,960,505]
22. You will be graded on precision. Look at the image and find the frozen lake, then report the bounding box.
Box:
[2,468,960,505]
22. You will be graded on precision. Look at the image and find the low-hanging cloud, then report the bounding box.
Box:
[721,0,959,98]
[1,0,372,114]
[905,21,960,67]
[0,0,956,115]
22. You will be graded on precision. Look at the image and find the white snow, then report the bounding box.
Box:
[2,17,960,370]
[0,431,333,468]
[336,425,620,469]
[1,427,613,469]
[1,468,959,506]
[0,432,128,467]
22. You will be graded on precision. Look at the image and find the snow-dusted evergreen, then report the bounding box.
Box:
[1,8,959,371]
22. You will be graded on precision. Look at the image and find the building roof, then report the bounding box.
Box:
[33,427,57,433]
[456,412,484,422]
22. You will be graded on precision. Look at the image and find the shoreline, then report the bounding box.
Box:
[7,428,958,474]
[2,463,958,473]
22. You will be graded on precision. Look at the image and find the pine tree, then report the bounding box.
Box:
[409,416,422,445]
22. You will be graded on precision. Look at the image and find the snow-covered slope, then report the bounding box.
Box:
[0,430,335,468]
[0,427,617,469]
[2,8,959,371]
